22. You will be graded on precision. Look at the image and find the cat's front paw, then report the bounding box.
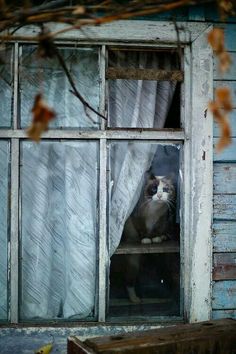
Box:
[152,235,168,243]
[152,236,163,243]
[141,238,152,244]
[127,286,141,304]
[160,235,168,241]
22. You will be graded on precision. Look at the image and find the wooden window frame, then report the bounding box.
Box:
[0,21,213,324]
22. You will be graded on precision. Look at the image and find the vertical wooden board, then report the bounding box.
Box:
[214,195,236,220]
[212,281,236,309]
[224,24,236,51]
[138,8,188,21]
[214,53,236,80]
[98,139,108,322]
[213,309,236,320]
[10,139,19,323]
[204,9,236,24]
[214,110,236,137]
[213,253,236,281]
[213,81,236,108]
[189,27,213,323]
[213,163,236,194]
[188,6,205,21]
[213,138,236,162]
[213,222,236,252]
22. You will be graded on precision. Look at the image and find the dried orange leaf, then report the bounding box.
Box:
[207,28,224,54]
[215,115,232,152]
[208,101,223,120]
[207,28,232,74]
[218,0,234,19]
[209,86,233,152]
[215,87,233,111]
[73,6,85,15]
[27,93,56,142]
[218,51,232,73]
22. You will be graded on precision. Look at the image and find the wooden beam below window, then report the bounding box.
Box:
[115,240,179,254]
[106,68,184,81]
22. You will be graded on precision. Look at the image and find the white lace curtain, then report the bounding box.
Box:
[19,51,176,319]
[0,141,9,320]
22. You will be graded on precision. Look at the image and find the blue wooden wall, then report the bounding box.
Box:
[212,24,236,320]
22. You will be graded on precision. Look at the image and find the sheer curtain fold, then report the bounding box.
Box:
[0,142,9,320]
[21,142,98,319]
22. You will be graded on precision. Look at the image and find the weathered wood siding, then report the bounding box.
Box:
[213,23,236,320]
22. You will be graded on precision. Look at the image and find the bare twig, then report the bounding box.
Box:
[0,0,215,41]
[46,37,107,121]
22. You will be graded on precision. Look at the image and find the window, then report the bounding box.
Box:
[0,21,213,324]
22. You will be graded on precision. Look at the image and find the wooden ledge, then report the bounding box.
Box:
[115,240,180,254]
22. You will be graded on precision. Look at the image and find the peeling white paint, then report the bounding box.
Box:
[186,26,213,323]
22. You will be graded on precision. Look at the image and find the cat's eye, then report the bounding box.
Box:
[163,187,169,193]
[151,186,157,194]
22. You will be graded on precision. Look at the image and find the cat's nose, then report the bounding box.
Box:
[157,193,162,199]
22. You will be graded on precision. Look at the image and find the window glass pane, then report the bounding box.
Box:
[109,142,180,319]
[0,141,9,320]
[0,46,13,127]
[19,46,100,129]
[20,141,99,320]
[108,50,180,128]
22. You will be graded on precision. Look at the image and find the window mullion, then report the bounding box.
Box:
[13,43,19,130]
[98,138,108,322]
[98,45,108,322]
[99,45,107,129]
[10,138,20,323]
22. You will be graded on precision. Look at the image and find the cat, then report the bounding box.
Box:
[121,174,176,303]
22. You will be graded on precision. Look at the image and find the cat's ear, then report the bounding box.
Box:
[149,173,156,180]
[166,172,176,182]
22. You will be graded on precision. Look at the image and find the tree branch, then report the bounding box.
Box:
[47,38,107,121]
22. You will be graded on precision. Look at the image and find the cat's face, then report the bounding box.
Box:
[145,176,175,202]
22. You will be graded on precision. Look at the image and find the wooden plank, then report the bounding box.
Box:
[98,139,107,323]
[10,21,209,43]
[224,24,236,51]
[213,138,236,162]
[213,309,236,320]
[212,281,236,309]
[73,319,236,354]
[213,222,236,252]
[214,52,236,80]
[187,26,213,323]
[10,139,19,323]
[214,109,236,137]
[214,163,236,194]
[214,195,236,220]
[213,253,236,281]
[110,298,171,306]
[106,68,184,81]
[188,6,205,21]
[205,11,236,24]
[115,240,179,254]
[213,81,236,108]
[67,336,95,354]
[0,129,184,140]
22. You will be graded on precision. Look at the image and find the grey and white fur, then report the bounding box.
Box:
[122,174,176,303]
